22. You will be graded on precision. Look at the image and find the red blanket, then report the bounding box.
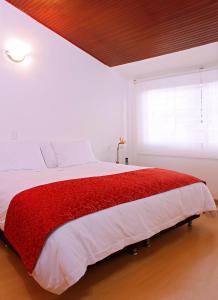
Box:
[4,168,203,273]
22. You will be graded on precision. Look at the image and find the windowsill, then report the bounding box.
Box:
[137,152,218,161]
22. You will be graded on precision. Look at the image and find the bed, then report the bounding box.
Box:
[0,141,216,294]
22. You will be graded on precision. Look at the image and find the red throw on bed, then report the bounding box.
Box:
[4,168,204,273]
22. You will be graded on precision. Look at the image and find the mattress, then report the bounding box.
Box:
[0,162,216,294]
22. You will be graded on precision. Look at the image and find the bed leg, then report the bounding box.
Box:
[145,238,151,248]
[187,220,192,228]
[128,247,139,256]
[0,241,8,248]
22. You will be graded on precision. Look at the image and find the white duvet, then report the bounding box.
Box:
[0,162,216,294]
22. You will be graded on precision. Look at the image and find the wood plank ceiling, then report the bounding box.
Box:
[6,0,218,67]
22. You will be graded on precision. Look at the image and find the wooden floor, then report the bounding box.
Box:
[0,213,218,300]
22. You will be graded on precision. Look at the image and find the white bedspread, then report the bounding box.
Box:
[0,162,216,294]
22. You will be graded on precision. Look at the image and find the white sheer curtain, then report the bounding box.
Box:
[135,68,218,158]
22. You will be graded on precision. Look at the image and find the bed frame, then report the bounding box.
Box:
[0,214,200,256]
[127,214,200,255]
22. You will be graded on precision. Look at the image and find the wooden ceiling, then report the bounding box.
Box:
[6,0,218,67]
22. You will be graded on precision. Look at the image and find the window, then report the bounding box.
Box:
[135,69,218,158]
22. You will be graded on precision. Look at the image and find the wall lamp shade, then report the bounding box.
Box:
[5,39,30,63]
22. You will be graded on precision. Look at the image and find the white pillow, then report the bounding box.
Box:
[51,140,97,168]
[40,143,58,168]
[0,141,46,171]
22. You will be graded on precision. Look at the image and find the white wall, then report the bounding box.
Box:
[0,1,127,162]
[134,154,218,199]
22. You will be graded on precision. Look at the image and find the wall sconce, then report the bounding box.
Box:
[5,39,30,63]
[116,137,126,164]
